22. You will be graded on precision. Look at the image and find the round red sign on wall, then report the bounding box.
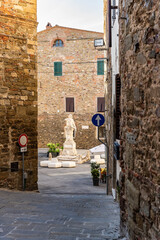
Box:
[18,134,28,147]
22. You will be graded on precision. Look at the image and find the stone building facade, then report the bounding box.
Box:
[0,0,38,190]
[104,0,121,196]
[103,0,114,195]
[38,25,105,149]
[119,1,160,239]
[104,0,160,239]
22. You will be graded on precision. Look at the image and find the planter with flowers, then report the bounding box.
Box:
[47,143,62,158]
[100,168,106,183]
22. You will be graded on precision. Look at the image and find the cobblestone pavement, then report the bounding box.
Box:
[0,149,127,240]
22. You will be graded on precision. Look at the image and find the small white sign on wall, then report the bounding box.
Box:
[94,39,104,47]
[82,126,89,130]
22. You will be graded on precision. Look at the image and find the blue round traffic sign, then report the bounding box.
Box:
[92,114,105,127]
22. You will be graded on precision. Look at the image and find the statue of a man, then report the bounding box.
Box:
[64,114,76,141]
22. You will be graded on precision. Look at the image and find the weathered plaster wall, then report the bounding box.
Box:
[38,26,105,149]
[119,1,160,239]
[0,0,38,190]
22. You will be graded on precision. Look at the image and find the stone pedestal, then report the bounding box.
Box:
[58,139,79,162]
[62,140,77,156]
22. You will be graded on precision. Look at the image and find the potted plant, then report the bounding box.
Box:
[47,143,62,157]
[91,162,100,186]
[91,168,100,186]
[100,168,106,183]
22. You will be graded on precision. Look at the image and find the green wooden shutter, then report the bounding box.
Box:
[54,62,62,76]
[97,60,104,75]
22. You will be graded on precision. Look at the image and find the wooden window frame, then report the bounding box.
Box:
[97,97,105,112]
[96,125,105,140]
[53,39,64,47]
[66,97,75,112]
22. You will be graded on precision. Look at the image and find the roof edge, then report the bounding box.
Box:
[38,25,104,35]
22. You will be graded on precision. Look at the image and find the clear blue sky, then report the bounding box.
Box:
[37,0,104,33]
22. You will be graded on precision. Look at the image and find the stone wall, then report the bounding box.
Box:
[38,26,105,149]
[0,0,38,190]
[119,1,160,239]
[103,0,114,194]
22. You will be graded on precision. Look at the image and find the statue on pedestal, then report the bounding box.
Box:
[64,114,76,142]
[58,114,79,161]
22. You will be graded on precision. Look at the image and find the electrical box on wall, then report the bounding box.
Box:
[11,162,19,172]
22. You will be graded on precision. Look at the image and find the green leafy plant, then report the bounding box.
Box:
[91,162,100,186]
[91,162,100,179]
[47,143,62,153]
[91,168,100,179]
[91,162,100,171]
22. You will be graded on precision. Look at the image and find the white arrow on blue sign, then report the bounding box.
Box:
[92,114,105,127]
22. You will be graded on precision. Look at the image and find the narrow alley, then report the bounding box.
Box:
[0,149,126,240]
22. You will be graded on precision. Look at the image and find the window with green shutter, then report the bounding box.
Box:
[54,62,62,76]
[97,60,104,75]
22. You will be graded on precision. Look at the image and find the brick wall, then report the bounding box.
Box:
[119,1,160,239]
[38,26,105,149]
[0,0,38,190]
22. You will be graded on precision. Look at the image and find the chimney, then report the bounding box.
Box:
[46,22,52,29]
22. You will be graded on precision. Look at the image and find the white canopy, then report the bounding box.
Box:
[89,144,105,154]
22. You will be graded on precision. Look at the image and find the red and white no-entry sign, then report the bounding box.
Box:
[18,134,28,147]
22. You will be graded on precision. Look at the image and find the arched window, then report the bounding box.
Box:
[53,39,64,47]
